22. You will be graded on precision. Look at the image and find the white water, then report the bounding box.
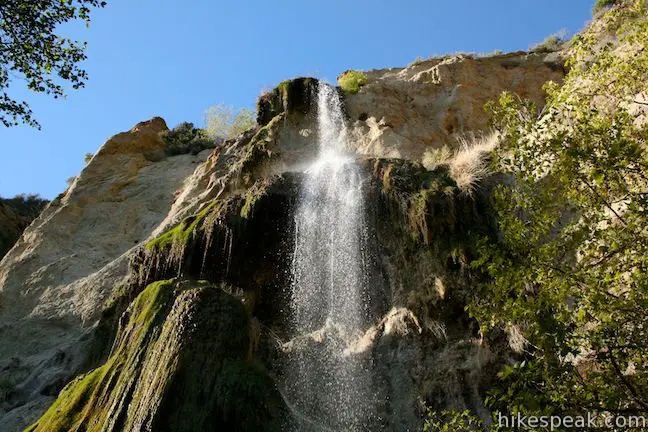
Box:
[284,83,376,430]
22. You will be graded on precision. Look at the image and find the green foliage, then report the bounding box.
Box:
[530,34,565,53]
[0,193,48,258]
[422,409,496,432]
[84,153,93,164]
[0,0,106,128]
[472,0,648,418]
[205,104,256,140]
[0,193,47,218]
[593,0,621,13]
[338,70,368,94]
[162,121,217,156]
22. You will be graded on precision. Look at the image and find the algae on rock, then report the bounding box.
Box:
[27,279,287,432]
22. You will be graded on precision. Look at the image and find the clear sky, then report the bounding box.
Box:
[0,0,595,199]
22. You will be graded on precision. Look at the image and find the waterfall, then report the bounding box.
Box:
[283,83,376,430]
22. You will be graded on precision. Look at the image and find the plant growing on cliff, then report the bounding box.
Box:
[422,409,495,431]
[205,104,256,140]
[530,30,567,53]
[471,0,648,419]
[337,70,368,94]
[0,0,106,128]
[593,0,622,13]
[162,122,217,156]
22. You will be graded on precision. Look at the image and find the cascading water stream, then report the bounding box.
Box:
[283,83,377,430]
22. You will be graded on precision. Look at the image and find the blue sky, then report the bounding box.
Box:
[0,0,595,199]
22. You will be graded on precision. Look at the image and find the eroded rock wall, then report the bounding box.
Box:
[0,118,210,431]
[0,49,565,431]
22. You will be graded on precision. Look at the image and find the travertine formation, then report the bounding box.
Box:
[0,49,566,431]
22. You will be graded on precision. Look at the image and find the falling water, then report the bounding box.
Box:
[284,83,376,430]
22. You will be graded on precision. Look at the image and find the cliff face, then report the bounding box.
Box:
[343,51,564,161]
[0,49,565,431]
[0,118,210,431]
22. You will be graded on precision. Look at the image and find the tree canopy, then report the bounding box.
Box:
[469,0,648,422]
[204,104,256,140]
[0,0,106,128]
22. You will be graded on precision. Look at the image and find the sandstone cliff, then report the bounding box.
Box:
[0,48,566,431]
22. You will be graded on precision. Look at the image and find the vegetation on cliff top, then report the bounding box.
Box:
[337,70,368,94]
[205,104,257,140]
[469,0,648,422]
[162,121,218,156]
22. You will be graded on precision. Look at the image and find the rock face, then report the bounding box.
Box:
[0,118,210,431]
[0,50,565,431]
[343,51,564,161]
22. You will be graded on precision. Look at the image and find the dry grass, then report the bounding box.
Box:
[422,132,498,195]
[422,145,452,169]
[449,132,498,195]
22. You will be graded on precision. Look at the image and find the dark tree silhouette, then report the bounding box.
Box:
[0,0,106,128]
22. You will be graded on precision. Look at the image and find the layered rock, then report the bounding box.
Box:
[0,118,210,431]
[0,49,567,431]
[343,51,564,161]
[27,279,286,432]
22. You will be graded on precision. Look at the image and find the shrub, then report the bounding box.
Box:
[422,409,492,431]
[1,193,48,217]
[530,33,566,53]
[593,0,621,13]
[421,133,497,195]
[162,122,217,156]
[204,104,256,140]
[449,133,498,195]
[422,146,452,169]
[337,70,368,94]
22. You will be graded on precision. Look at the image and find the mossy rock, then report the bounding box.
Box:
[362,157,495,259]
[139,172,301,292]
[27,279,287,432]
[256,77,319,126]
[145,201,224,252]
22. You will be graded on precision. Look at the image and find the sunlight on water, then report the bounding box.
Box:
[283,83,377,431]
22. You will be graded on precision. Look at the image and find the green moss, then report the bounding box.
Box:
[27,279,178,432]
[29,278,287,431]
[237,114,284,185]
[145,202,219,251]
[338,70,368,94]
[24,364,106,432]
[132,279,176,325]
[240,180,270,219]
